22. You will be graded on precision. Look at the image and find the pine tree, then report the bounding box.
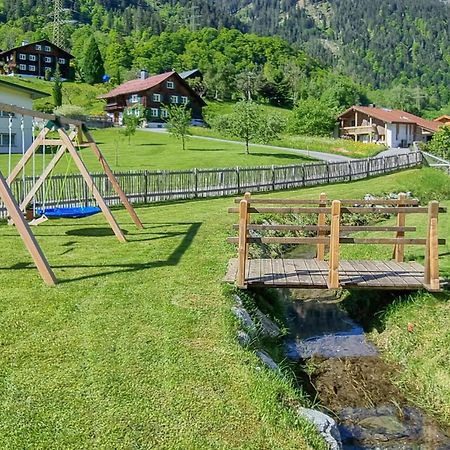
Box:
[82,36,105,85]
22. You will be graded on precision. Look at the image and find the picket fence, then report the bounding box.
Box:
[2,151,423,216]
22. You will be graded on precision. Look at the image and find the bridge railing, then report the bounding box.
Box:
[228,193,446,291]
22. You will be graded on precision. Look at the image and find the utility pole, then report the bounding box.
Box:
[188,3,201,32]
[53,0,64,48]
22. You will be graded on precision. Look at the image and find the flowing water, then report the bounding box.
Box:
[281,289,450,449]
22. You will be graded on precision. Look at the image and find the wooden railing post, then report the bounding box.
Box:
[237,198,249,288]
[316,192,327,261]
[394,192,406,262]
[244,192,251,262]
[424,201,440,291]
[327,200,341,289]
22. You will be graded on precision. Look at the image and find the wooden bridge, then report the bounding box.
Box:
[224,193,446,292]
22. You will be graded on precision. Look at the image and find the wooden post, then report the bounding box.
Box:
[57,128,127,243]
[424,201,440,291]
[237,198,249,289]
[82,128,144,229]
[316,192,327,261]
[327,200,340,289]
[244,192,251,262]
[394,192,406,262]
[0,170,57,286]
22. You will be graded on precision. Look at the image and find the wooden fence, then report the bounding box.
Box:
[1,151,423,216]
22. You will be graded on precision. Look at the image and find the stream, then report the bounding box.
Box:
[281,289,450,449]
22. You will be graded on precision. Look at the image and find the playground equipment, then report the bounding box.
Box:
[0,102,143,284]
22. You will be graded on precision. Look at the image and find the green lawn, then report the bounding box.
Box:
[0,128,310,176]
[0,168,448,448]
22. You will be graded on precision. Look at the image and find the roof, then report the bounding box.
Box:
[434,115,450,123]
[0,39,74,58]
[339,105,441,132]
[0,79,49,99]
[98,71,206,105]
[179,69,202,79]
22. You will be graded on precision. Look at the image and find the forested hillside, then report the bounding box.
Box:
[0,0,449,114]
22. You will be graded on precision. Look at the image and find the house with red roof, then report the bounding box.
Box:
[338,105,441,148]
[99,70,206,125]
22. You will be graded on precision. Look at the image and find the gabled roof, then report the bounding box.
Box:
[179,69,202,79]
[98,71,206,105]
[0,39,74,58]
[0,78,49,99]
[339,105,441,132]
[434,115,450,123]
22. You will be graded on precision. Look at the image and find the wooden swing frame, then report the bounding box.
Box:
[0,102,144,285]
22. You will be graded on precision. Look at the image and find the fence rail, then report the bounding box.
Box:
[0,151,423,217]
[421,150,450,175]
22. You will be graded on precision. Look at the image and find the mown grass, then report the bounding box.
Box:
[0,168,441,449]
[0,128,310,175]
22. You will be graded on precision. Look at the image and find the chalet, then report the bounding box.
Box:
[0,79,49,153]
[0,39,74,80]
[339,106,441,148]
[434,115,450,126]
[99,71,206,125]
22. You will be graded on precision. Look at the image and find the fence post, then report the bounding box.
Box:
[301,165,305,186]
[327,200,340,289]
[348,162,352,181]
[424,201,440,291]
[237,198,249,289]
[316,192,327,261]
[326,162,330,184]
[382,156,386,173]
[84,181,89,207]
[366,158,371,178]
[144,170,148,204]
[271,165,275,191]
[194,168,198,198]
[406,153,411,168]
[394,192,406,262]
[236,167,240,195]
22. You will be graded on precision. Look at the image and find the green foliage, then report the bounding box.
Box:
[120,106,144,144]
[81,36,104,85]
[52,65,63,108]
[54,105,86,121]
[166,105,192,151]
[289,98,337,137]
[427,125,450,160]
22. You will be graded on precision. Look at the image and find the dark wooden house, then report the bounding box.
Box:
[99,71,206,125]
[0,40,74,79]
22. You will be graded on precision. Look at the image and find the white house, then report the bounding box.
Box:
[0,79,48,154]
[338,105,441,148]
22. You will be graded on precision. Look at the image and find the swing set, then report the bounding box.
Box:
[0,102,143,285]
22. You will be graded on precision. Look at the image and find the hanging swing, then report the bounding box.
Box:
[36,135,101,220]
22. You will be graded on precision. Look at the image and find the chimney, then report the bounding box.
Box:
[140,69,149,80]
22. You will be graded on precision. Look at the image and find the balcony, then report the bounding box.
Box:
[341,125,376,135]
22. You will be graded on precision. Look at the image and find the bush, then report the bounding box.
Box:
[54,105,87,121]
[288,98,337,137]
[427,125,450,159]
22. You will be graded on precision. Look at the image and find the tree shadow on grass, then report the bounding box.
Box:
[187,148,228,152]
[1,221,203,284]
[245,152,304,160]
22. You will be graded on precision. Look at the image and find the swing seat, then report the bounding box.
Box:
[36,206,102,219]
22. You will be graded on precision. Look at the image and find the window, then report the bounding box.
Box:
[152,93,161,102]
[170,95,178,104]
[44,45,51,52]
[28,65,36,72]
[130,94,139,104]
[150,108,159,117]
[0,111,15,118]
[35,44,42,51]
[166,80,175,89]
[44,56,52,63]
[161,109,169,118]
[181,96,188,105]
[29,55,36,61]
[58,58,66,64]
[19,64,27,71]
[0,133,16,147]
[19,54,26,60]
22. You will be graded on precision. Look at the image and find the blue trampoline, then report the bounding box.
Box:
[37,206,102,219]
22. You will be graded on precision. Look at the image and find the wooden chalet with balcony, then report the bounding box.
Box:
[98,71,206,126]
[339,105,441,148]
[0,39,73,79]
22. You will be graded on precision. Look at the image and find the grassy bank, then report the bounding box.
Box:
[0,168,443,448]
[0,128,310,175]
